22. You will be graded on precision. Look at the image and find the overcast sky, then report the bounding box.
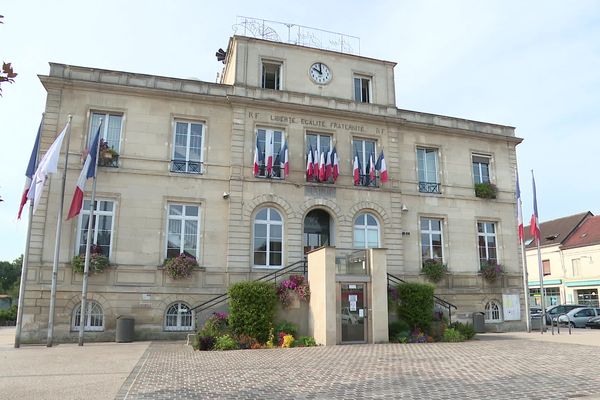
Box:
[1,0,599,261]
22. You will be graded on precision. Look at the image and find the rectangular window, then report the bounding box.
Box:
[542,259,551,276]
[306,133,332,183]
[90,112,122,152]
[354,76,371,103]
[352,138,377,187]
[256,128,283,179]
[262,61,281,90]
[472,154,491,184]
[166,204,200,259]
[420,218,444,262]
[477,221,497,264]
[571,258,581,276]
[417,147,440,193]
[171,120,204,174]
[76,200,115,258]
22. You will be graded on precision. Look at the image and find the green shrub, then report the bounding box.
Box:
[421,259,447,283]
[214,334,239,351]
[388,319,410,339]
[449,321,476,340]
[396,282,435,333]
[274,320,298,339]
[195,335,216,351]
[0,304,17,324]
[442,328,464,342]
[392,332,410,343]
[428,320,447,342]
[198,312,228,337]
[295,336,317,347]
[474,182,497,199]
[228,281,277,343]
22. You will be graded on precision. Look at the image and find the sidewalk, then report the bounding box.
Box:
[0,327,149,400]
[479,327,600,347]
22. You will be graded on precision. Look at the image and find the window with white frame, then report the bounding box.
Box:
[477,221,498,264]
[90,112,123,152]
[262,61,281,90]
[485,300,502,322]
[166,204,200,260]
[353,213,380,249]
[352,138,377,187]
[353,75,371,103]
[417,147,440,193]
[306,132,332,182]
[164,302,193,331]
[76,200,115,257]
[571,258,581,276]
[256,128,284,178]
[420,217,444,262]
[171,120,204,174]
[472,154,491,184]
[253,207,283,268]
[71,300,104,331]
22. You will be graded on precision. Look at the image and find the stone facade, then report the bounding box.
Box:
[22,35,525,343]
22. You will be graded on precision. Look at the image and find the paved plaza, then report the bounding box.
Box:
[2,327,600,399]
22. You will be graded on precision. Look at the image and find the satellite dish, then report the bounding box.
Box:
[215,48,226,64]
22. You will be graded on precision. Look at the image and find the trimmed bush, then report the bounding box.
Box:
[450,321,476,340]
[214,334,239,351]
[228,281,277,343]
[388,319,410,340]
[396,282,435,332]
[442,328,463,342]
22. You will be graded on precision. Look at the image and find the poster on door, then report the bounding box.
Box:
[502,294,521,321]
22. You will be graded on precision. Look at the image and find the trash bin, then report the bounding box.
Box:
[472,312,485,333]
[116,316,135,343]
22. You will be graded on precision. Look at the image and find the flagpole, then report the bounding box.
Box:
[532,170,546,334]
[14,114,45,348]
[79,119,102,346]
[520,238,531,333]
[46,115,72,347]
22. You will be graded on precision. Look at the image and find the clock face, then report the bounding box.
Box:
[309,62,332,84]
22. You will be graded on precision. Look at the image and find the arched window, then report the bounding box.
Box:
[485,300,502,322]
[253,207,283,268]
[165,302,193,331]
[353,213,380,248]
[72,301,104,331]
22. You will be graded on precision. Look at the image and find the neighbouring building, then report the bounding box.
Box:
[525,212,600,307]
[21,27,525,344]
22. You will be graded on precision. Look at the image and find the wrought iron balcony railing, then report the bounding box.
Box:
[354,174,378,188]
[98,154,119,168]
[170,160,202,174]
[419,181,441,193]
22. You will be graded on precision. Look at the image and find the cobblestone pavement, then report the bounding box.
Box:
[117,333,600,400]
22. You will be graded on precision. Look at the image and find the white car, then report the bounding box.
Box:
[556,307,600,328]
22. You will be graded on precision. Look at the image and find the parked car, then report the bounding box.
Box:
[530,307,542,318]
[585,316,600,329]
[545,304,587,325]
[556,307,600,328]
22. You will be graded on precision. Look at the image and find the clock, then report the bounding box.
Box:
[309,62,332,84]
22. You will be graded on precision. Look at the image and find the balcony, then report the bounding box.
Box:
[418,181,440,193]
[354,174,379,188]
[98,154,119,168]
[170,160,202,174]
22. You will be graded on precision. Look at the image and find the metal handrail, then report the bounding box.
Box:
[387,272,458,324]
[551,312,572,335]
[190,259,307,313]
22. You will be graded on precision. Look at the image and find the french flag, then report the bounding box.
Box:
[331,147,339,182]
[313,148,319,178]
[265,131,273,176]
[279,138,289,178]
[306,145,314,179]
[516,170,524,242]
[17,120,42,219]
[353,151,361,186]
[369,152,375,182]
[325,148,332,181]
[67,126,101,220]
[253,135,262,176]
[376,150,388,183]
[530,170,541,243]
[318,150,326,181]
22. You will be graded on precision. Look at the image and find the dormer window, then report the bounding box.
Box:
[354,75,371,103]
[262,61,281,90]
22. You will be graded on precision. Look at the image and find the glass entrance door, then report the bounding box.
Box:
[303,209,331,254]
[340,283,367,343]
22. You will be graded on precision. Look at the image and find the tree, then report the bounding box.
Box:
[0,255,22,294]
[0,16,18,96]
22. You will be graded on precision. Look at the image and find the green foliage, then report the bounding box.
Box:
[421,259,447,283]
[474,182,497,199]
[442,328,464,342]
[0,256,21,293]
[295,336,317,347]
[480,260,503,283]
[396,282,435,333]
[274,320,298,339]
[0,304,17,325]
[388,319,410,339]
[428,320,447,342]
[198,312,228,338]
[228,281,277,343]
[163,253,198,279]
[213,334,239,351]
[449,321,476,340]
[71,252,109,274]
